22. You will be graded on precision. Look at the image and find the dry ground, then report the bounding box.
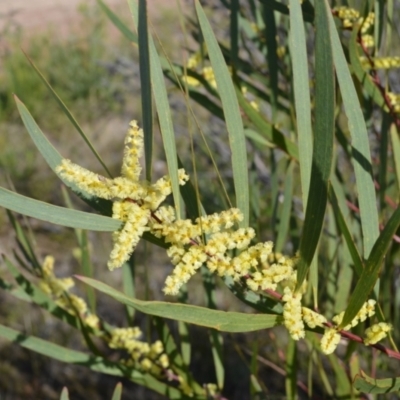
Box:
[0,0,178,34]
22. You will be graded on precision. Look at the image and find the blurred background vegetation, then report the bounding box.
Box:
[0,2,175,398]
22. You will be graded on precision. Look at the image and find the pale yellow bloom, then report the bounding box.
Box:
[361,34,374,48]
[302,307,327,328]
[320,328,341,354]
[359,12,374,34]
[334,6,360,20]
[108,202,150,270]
[39,256,99,329]
[56,121,189,270]
[364,322,392,345]
[387,92,400,113]
[332,299,376,330]
[121,120,144,181]
[360,56,400,70]
[282,287,305,340]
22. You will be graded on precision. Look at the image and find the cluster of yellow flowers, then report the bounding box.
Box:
[334,7,374,33]
[108,327,170,375]
[334,7,375,49]
[182,53,259,110]
[320,300,392,354]
[360,56,400,70]
[39,255,100,329]
[55,120,392,356]
[56,121,189,270]
[39,256,179,380]
[387,92,400,113]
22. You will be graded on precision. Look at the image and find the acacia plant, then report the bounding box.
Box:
[1,0,400,398]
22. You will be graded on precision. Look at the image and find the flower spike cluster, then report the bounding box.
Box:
[39,256,177,380]
[56,120,393,357]
[56,120,189,270]
[39,255,100,329]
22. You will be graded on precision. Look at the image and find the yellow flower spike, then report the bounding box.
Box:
[42,255,55,276]
[334,6,360,21]
[56,121,189,270]
[282,287,305,340]
[302,307,327,328]
[158,353,170,369]
[108,202,150,270]
[121,120,144,181]
[163,245,208,295]
[320,328,341,354]
[360,56,400,70]
[364,322,392,345]
[332,299,376,331]
[361,34,374,48]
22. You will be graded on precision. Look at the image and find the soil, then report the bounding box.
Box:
[0,0,177,34]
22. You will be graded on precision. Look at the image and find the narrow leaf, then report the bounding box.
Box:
[236,88,299,159]
[196,0,249,227]
[297,0,334,287]
[328,3,379,258]
[289,0,313,205]
[59,388,69,400]
[77,276,280,332]
[111,383,123,400]
[0,187,120,231]
[14,95,112,216]
[354,371,400,394]
[127,0,182,216]
[23,52,112,177]
[97,0,138,43]
[340,206,400,329]
[138,0,153,181]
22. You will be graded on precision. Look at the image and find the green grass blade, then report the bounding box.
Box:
[77,276,280,332]
[59,388,69,400]
[296,0,334,287]
[354,372,400,394]
[97,0,138,43]
[23,52,112,178]
[127,0,182,216]
[328,4,379,259]
[195,0,249,227]
[111,383,123,400]
[289,0,313,205]
[340,206,400,329]
[138,0,153,181]
[0,187,120,231]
